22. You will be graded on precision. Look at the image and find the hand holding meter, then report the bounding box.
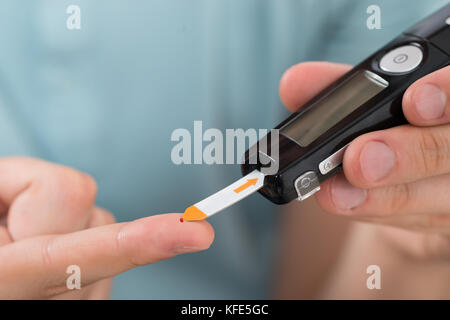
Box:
[182,3,450,221]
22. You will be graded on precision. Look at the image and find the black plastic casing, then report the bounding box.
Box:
[241,3,450,204]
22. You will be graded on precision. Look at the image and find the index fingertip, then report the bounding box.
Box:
[279,61,352,112]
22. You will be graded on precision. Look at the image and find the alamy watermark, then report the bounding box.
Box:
[366,265,381,290]
[66,265,81,290]
[366,5,381,30]
[66,5,81,30]
[170,121,279,175]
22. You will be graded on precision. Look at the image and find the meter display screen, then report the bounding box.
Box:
[280,70,389,147]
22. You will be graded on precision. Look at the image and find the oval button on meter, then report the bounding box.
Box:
[379,44,423,73]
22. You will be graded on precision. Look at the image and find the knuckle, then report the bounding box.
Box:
[40,236,55,268]
[102,209,116,225]
[416,129,450,176]
[420,234,450,261]
[95,208,116,226]
[115,224,141,268]
[50,168,98,209]
[384,183,412,215]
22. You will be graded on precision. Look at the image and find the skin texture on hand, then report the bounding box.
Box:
[278,62,450,261]
[0,158,214,299]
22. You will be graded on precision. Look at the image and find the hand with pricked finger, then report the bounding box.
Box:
[280,61,450,261]
[0,157,214,299]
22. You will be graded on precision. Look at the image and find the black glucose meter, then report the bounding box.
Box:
[242,3,450,204]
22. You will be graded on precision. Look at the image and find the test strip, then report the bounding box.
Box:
[182,170,266,221]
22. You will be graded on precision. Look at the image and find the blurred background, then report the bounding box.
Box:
[0,0,446,299]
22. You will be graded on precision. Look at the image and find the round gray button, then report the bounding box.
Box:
[379,44,423,73]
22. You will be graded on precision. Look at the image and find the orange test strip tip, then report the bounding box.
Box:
[182,205,208,221]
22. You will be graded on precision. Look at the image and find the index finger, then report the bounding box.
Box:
[279,61,352,112]
[0,213,214,299]
[402,65,450,126]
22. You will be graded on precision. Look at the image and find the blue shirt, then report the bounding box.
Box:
[0,0,446,299]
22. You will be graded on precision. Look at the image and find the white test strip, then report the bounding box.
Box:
[182,170,266,221]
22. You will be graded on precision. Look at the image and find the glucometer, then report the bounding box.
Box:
[182,4,450,222]
[241,4,450,204]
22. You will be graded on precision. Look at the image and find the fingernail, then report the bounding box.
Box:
[173,246,205,254]
[413,84,447,120]
[360,141,395,182]
[331,175,367,210]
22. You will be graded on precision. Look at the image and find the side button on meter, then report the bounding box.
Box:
[319,143,350,175]
[295,171,320,202]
